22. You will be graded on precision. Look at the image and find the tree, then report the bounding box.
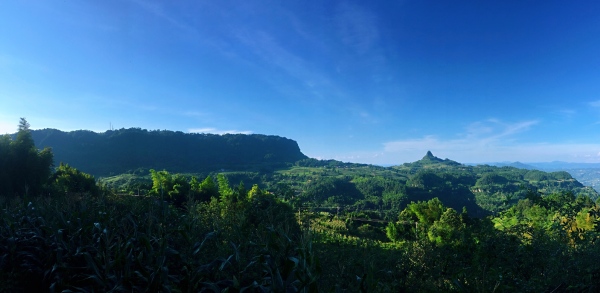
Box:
[0,135,12,195]
[388,198,450,242]
[427,208,465,246]
[235,181,247,202]
[247,184,264,200]
[196,175,219,201]
[16,118,33,148]
[50,163,99,196]
[148,169,190,206]
[407,197,445,225]
[217,173,234,201]
[0,118,53,196]
[386,222,402,242]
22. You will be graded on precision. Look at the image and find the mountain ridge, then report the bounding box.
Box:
[28,128,308,177]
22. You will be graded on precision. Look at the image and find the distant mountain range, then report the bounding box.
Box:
[22,128,600,195]
[471,161,600,192]
[476,161,600,171]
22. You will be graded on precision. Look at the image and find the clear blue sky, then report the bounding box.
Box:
[1,1,600,165]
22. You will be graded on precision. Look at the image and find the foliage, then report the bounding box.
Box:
[300,177,364,207]
[3,164,600,292]
[0,177,318,292]
[8,128,600,291]
[0,118,54,196]
[49,163,100,196]
[191,175,219,202]
[149,169,190,207]
[28,128,307,177]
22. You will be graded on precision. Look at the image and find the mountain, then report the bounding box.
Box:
[391,152,598,216]
[25,128,598,217]
[481,161,600,193]
[29,128,307,177]
[529,161,600,171]
[481,161,537,170]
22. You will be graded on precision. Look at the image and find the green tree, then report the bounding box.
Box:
[388,198,450,242]
[385,221,402,242]
[148,169,190,206]
[235,181,247,202]
[247,184,264,200]
[198,175,219,201]
[50,163,99,196]
[217,173,234,200]
[149,169,173,196]
[1,118,53,196]
[427,208,465,246]
[407,197,445,225]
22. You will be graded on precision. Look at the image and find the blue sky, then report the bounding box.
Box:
[1,1,600,164]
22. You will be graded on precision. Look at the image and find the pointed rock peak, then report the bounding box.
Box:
[419,150,449,164]
[422,151,440,161]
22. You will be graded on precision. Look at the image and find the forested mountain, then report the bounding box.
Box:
[100,151,598,218]
[485,161,600,193]
[21,127,599,216]
[28,128,307,176]
[392,152,597,215]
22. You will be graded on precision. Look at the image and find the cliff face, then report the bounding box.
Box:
[30,128,308,176]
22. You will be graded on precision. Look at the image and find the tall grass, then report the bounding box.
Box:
[0,193,319,292]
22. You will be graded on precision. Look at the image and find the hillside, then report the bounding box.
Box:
[23,127,598,216]
[99,151,598,219]
[267,152,598,216]
[393,152,597,215]
[484,161,600,193]
[29,128,307,176]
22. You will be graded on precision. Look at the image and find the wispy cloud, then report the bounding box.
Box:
[386,119,538,150]
[589,100,600,108]
[131,0,195,33]
[462,119,538,144]
[335,2,380,55]
[378,119,595,163]
[554,108,577,120]
[233,28,337,97]
[188,127,252,135]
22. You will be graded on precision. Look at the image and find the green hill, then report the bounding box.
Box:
[29,128,307,177]
[26,127,597,216]
[393,152,598,215]
[98,151,598,219]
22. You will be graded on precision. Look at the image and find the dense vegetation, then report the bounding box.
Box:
[3,120,600,291]
[0,118,54,197]
[28,128,307,176]
[100,151,597,218]
[488,161,600,193]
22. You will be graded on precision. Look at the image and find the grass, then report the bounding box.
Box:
[3,190,600,292]
[0,193,318,292]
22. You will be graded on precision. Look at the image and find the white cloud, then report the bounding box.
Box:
[589,100,600,108]
[377,119,600,164]
[460,119,539,146]
[188,128,252,135]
